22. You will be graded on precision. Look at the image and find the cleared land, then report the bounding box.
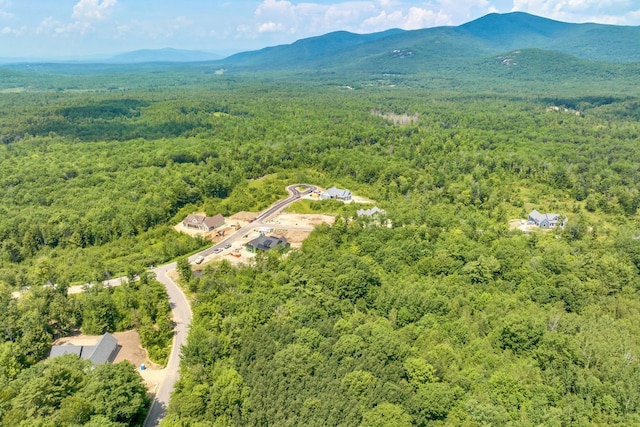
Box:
[52,330,165,391]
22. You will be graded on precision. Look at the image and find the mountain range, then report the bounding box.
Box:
[219,12,640,72]
[0,12,638,80]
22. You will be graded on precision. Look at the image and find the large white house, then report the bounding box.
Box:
[321,187,352,201]
[528,210,565,228]
[182,213,225,232]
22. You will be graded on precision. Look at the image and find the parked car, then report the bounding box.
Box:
[223,243,232,249]
[195,255,205,264]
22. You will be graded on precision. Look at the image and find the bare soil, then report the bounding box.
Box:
[509,218,547,233]
[266,212,335,228]
[229,211,259,222]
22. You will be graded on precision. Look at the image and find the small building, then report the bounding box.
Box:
[357,206,386,217]
[321,187,352,201]
[245,235,288,253]
[183,213,225,232]
[49,332,119,365]
[528,210,565,228]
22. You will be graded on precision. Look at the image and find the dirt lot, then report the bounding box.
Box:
[229,211,259,222]
[266,212,335,228]
[509,219,545,233]
[53,330,165,391]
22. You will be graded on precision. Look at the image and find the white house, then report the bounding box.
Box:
[182,214,225,232]
[321,187,352,201]
[528,210,565,228]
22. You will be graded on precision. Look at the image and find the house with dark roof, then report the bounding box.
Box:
[321,187,352,201]
[528,210,565,228]
[49,332,119,365]
[182,213,225,232]
[245,235,289,253]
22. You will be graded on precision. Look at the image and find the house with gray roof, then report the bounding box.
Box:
[321,187,352,201]
[49,332,119,365]
[245,235,288,253]
[528,210,565,228]
[182,213,225,232]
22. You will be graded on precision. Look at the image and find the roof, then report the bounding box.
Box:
[203,214,225,229]
[184,213,225,229]
[357,206,386,217]
[49,344,83,358]
[49,333,118,365]
[184,214,206,225]
[323,187,351,198]
[87,333,119,365]
[246,235,288,251]
[529,210,560,223]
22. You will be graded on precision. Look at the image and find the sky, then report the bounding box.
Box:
[0,0,639,58]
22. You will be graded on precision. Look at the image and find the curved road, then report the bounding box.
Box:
[144,184,314,426]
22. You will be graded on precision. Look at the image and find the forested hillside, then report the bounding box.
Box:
[156,83,640,426]
[0,56,640,426]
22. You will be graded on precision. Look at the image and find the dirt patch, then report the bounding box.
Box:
[509,219,524,230]
[266,213,335,228]
[278,229,312,247]
[509,219,544,233]
[112,330,156,367]
[229,211,259,222]
[53,334,102,347]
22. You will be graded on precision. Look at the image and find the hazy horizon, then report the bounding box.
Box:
[0,0,638,59]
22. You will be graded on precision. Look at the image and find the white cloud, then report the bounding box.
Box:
[35,0,117,36]
[173,16,193,29]
[0,0,13,19]
[256,0,377,33]
[251,0,504,39]
[511,0,640,24]
[259,21,285,32]
[36,16,67,36]
[405,7,450,28]
[72,0,117,21]
[361,7,450,31]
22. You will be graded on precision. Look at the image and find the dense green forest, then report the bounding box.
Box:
[1,61,640,425]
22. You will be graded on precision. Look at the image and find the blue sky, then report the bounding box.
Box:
[0,0,638,58]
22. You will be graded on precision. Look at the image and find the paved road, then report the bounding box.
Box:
[143,183,314,426]
[192,184,315,260]
[13,185,315,427]
[143,262,188,426]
